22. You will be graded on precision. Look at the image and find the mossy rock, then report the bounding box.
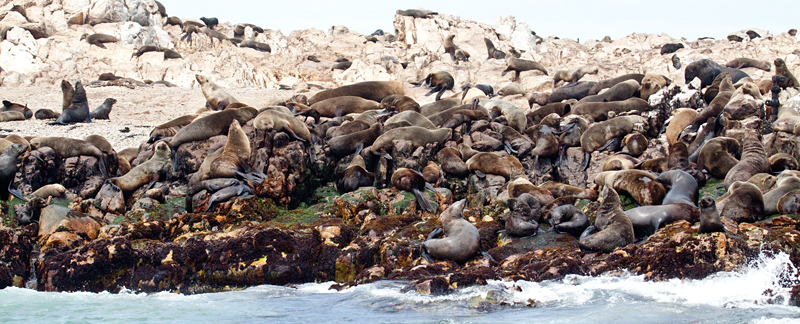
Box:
[699,178,726,200]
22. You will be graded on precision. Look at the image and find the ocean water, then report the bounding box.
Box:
[2,252,800,324]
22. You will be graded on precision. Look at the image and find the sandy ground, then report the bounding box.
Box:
[0,84,299,151]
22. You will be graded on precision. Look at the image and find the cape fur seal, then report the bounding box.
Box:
[475,98,527,132]
[169,107,258,149]
[579,115,647,170]
[723,130,769,189]
[698,196,725,234]
[52,81,90,125]
[594,169,666,206]
[660,43,684,55]
[466,152,523,180]
[552,66,599,86]
[550,204,590,237]
[81,33,119,49]
[579,186,635,253]
[89,98,116,119]
[497,82,526,97]
[639,74,670,99]
[436,147,469,177]
[391,167,436,213]
[370,126,450,159]
[336,154,374,193]
[725,58,771,71]
[329,123,382,158]
[380,95,420,113]
[578,79,639,103]
[684,73,734,132]
[501,198,539,237]
[1,101,32,119]
[625,203,699,238]
[209,119,252,179]
[774,58,800,89]
[396,9,438,18]
[665,108,698,146]
[550,81,597,102]
[290,96,380,122]
[484,38,506,60]
[35,109,59,120]
[684,58,749,88]
[777,189,800,215]
[421,199,481,263]
[0,144,27,201]
[309,81,404,105]
[696,137,740,179]
[108,142,171,193]
[149,114,197,143]
[199,17,219,29]
[502,57,548,81]
[384,111,435,130]
[419,71,455,101]
[716,181,764,223]
[588,74,645,96]
[196,74,241,110]
[762,172,800,215]
[571,97,649,121]
[253,108,312,142]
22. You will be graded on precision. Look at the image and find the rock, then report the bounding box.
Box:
[0,226,34,289]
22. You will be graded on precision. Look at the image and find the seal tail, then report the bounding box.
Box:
[413,188,436,213]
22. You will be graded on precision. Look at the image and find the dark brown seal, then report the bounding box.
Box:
[335,153,374,193]
[696,137,740,179]
[328,123,382,158]
[774,58,800,89]
[309,81,404,105]
[391,167,436,213]
[484,38,506,60]
[89,98,116,119]
[579,186,635,253]
[698,196,725,234]
[578,79,639,103]
[716,181,764,223]
[81,33,119,49]
[502,57,548,81]
[436,147,469,177]
[625,203,699,238]
[723,130,769,189]
[684,58,750,89]
[52,81,90,125]
[466,152,523,180]
[549,204,589,237]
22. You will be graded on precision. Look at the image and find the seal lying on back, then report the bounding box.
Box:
[579,186,634,253]
[422,199,481,263]
[309,81,404,105]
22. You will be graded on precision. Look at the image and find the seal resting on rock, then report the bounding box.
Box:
[391,167,436,213]
[107,142,171,193]
[421,199,481,263]
[579,186,635,253]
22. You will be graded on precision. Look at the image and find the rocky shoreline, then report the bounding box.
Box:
[1,0,800,305]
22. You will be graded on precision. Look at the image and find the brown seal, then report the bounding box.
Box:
[665,108,698,146]
[443,34,469,63]
[698,196,725,234]
[540,181,598,199]
[309,81,404,105]
[196,74,241,110]
[89,98,116,119]
[81,33,119,49]
[774,58,799,88]
[527,102,571,126]
[483,38,506,60]
[723,130,769,189]
[579,115,647,170]
[506,177,554,205]
[625,203,699,238]
[639,74,670,99]
[696,137,740,179]
[329,123,382,158]
[685,73,734,133]
[29,184,67,200]
[422,161,441,184]
[725,58,771,71]
[527,124,558,166]
[253,108,312,142]
[169,107,258,149]
[1,101,32,119]
[578,79,640,103]
[594,169,666,206]
[588,73,645,95]
[716,181,764,223]
[602,153,639,171]
[475,98,527,132]
[420,97,460,116]
[0,111,25,122]
[149,114,197,143]
[421,199,481,263]
[391,167,436,213]
[579,186,635,253]
[380,95,420,113]
[777,189,800,215]
[552,66,599,86]
[762,172,800,215]
[370,126,450,159]
[291,96,380,123]
[29,137,103,162]
[549,81,597,103]
[107,142,171,193]
[571,97,649,121]
[501,197,540,237]
[418,71,455,101]
[336,153,374,193]
[723,81,764,120]
[329,120,370,138]
[209,119,251,179]
[34,109,60,120]
[622,132,647,157]
[466,152,523,180]
[385,111,436,130]
[502,57,548,81]
[52,81,91,125]
[436,147,469,177]
[496,82,526,97]
[769,153,799,172]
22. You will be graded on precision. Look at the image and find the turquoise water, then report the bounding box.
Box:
[2,252,800,323]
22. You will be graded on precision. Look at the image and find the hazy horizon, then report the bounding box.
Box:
[160,0,798,42]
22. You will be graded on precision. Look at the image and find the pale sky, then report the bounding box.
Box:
[160,0,798,42]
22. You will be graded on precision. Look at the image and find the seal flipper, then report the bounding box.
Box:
[421,245,436,264]
[98,155,108,177]
[283,127,307,143]
[425,182,435,192]
[579,225,597,240]
[504,141,517,155]
[379,151,393,160]
[480,251,496,262]
[8,183,27,202]
[501,69,510,77]
[474,170,486,178]
[597,136,622,152]
[579,151,591,172]
[426,227,444,240]
[413,188,436,213]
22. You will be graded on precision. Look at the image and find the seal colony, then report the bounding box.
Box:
[2,3,800,296]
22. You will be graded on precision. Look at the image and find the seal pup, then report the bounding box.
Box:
[199,17,218,29]
[421,199,481,263]
[436,147,469,177]
[502,57,548,81]
[420,71,455,101]
[391,167,436,213]
[89,98,116,119]
[550,204,589,237]
[107,142,171,193]
[725,58,771,71]
[579,186,635,253]
[52,81,90,125]
[697,196,725,234]
[501,198,539,237]
[205,184,252,212]
[625,203,699,238]
[80,33,119,49]
[336,152,375,193]
[579,115,647,171]
[196,74,241,110]
[0,144,27,201]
